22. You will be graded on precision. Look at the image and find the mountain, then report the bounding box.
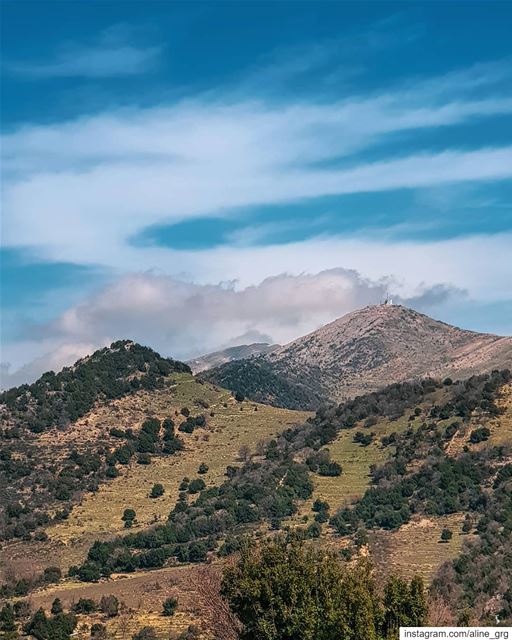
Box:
[1,334,511,631]
[187,342,279,374]
[203,304,512,409]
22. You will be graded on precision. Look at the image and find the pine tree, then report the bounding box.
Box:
[51,598,63,615]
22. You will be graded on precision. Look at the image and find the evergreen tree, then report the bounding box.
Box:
[222,536,384,640]
[51,598,63,615]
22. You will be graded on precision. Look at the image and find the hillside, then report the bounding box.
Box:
[187,342,278,374]
[48,368,510,629]
[1,338,511,636]
[0,343,309,638]
[203,304,512,409]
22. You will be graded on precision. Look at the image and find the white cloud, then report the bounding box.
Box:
[2,67,512,269]
[0,267,466,388]
[5,25,162,78]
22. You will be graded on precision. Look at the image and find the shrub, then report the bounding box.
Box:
[137,453,151,465]
[150,483,164,499]
[132,626,157,640]
[469,427,491,444]
[99,595,119,617]
[440,528,453,543]
[72,598,97,614]
[198,463,209,474]
[91,623,107,639]
[188,478,206,494]
[42,566,62,583]
[318,461,342,477]
[122,508,136,528]
[77,562,101,582]
[162,597,178,617]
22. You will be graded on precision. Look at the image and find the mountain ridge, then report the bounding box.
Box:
[187,342,279,374]
[203,304,512,409]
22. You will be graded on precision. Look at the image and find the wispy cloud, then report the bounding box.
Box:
[6,25,162,79]
[3,62,512,269]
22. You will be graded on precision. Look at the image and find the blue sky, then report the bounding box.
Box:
[1,1,512,386]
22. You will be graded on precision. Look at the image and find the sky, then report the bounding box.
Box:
[1,0,512,388]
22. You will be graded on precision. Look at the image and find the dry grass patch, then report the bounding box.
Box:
[23,565,211,639]
[369,513,467,583]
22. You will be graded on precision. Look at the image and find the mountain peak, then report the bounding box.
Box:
[205,305,512,410]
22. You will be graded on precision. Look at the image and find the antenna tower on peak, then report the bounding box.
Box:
[383,290,393,306]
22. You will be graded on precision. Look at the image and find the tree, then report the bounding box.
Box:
[188,478,205,494]
[198,463,209,474]
[73,598,97,614]
[383,575,427,637]
[51,598,63,615]
[221,536,382,640]
[13,600,31,619]
[0,604,16,632]
[185,565,241,640]
[149,483,164,499]
[440,528,453,543]
[462,515,472,534]
[161,597,178,617]
[122,508,136,528]
[77,562,101,582]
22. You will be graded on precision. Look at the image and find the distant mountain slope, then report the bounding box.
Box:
[0,340,190,433]
[203,304,512,409]
[0,339,307,548]
[187,342,279,374]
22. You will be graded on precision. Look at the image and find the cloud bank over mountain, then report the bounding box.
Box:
[0,268,465,388]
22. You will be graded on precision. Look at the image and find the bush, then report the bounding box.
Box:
[42,566,62,584]
[132,626,157,640]
[13,600,31,619]
[469,427,491,444]
[318,461,342,477]
[51,598,63,615]
[198,463,209,474]
[78,562,101,582]
[72,598,97,614]
[99,595,119,617]
[91,623,107,639]
[122,508,136,528]
[440,528,453,543]
[150,483,164,499]
[188,478,206,494]
[162,597,178,617]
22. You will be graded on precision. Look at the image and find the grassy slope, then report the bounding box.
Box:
[16,565,207,639]
[1,373,308,576]
[4,381,511,638]
[286,384,512,582]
